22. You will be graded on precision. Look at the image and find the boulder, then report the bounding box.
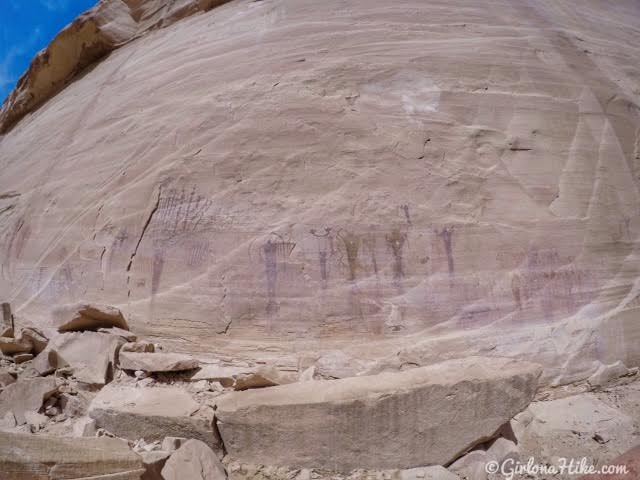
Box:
[587,361,630,388]
[215,356,541,471]
[486,437,519,465]
[0,337,32,355]
[448,450,489,480]
[0,431,144,479]
[32,331,124,384]
[139,450,171,480]
[514,393,636,465]
[0,377,57,425]
[119,351,199,372]
[89,385,221,449]
[51,302,129,332]
[161,436,187,451]
[121,341,155,353]
[161,439,227,480]
[18,328,48,354]
[73,416,97,437]
[24,411,48,431]
[191,364,294,390]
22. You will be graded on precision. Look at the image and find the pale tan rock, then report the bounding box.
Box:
[190,365,252,387]
[233,366,296,391]
[0,411,16,430]
[24,411,48,431]
[119,351,199,372]
[52,302,129,332]
[59,391,90,417]
[515,393,637,463]
[161,439,226,480]
[486,437,519,465]
[33,331,124,384]
[139,450,171,480]
[0,372,15,388]
[298,366,316,382]
[99,326,138,341]
[190,364,294,390]
[18,328,48,354]
[588,361,630,388]
[448,450,489,480]
[122,340,155,353]
[0,377,57,425]
[0,327,12,338]
[0,0,640,387]
[161,436,187,451]
[89,385,221,448]
[73,416,98,437]
[0,431,145,479]
[215,357,541,471]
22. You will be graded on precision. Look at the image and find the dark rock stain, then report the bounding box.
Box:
[436,226,454,275]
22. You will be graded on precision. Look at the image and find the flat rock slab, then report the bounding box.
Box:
[191,364,294,390]
[33,331,124,385]
[119,352,199,372]
[89,385,221,450]
[215,356,541,471]
[161,439,226,480]
[0,377,57,425]
[52,302,128,332]
[0,431,144,479]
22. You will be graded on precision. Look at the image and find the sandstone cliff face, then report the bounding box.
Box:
[0,0,639,384]
[0,0,231,134]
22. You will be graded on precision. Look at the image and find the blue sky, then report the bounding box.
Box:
[0,0,97,103]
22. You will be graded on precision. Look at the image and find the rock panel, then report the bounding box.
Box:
[215,357,541,471]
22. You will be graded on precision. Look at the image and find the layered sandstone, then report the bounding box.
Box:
[215,356,541,470]
[0,0,639,386]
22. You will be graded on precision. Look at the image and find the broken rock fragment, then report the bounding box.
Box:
[0,431,144,479]
[121,340,155,353]
[119,351,199,372]
[215,356,541,471]
[51,302,129,332]
[0,377,57,425]
[33,331,124,385]
[191,364,294,390]
[161,439,227,480]
[0,336,32,355]
[89,385,221,449]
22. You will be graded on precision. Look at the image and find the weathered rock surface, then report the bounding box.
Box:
[0,0,233,134]
[33,331,124,384]
[1,0,639,384]
[119,351,198,372]
[0,377,57,425]
[161,439,226,480]
[89,385,221,448]
[215,357,541,471]
[51,302,129,332]
[512,393,637,467]
[190,364,295,390]
[122,340,154,352]
[0,431,144,479]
